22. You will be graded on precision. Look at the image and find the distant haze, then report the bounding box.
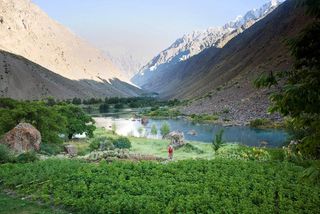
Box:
[32,0,273,65]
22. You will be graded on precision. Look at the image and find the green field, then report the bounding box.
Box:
[0,159,319,213]
[0,193,66,214]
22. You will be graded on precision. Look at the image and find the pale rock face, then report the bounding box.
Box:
[132,0,282,86]
[0,0,127,82]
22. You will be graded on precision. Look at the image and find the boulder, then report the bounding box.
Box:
[187,130,197,136]
[64,144,77,156]
[0,123,41,154]
[167,131,185,148]
[141,117,149,125]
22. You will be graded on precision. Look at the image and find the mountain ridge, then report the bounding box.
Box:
[132,0,283,87]
[0,0,143,98]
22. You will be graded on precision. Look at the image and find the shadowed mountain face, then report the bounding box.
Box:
[0,50,143,100]
[132,0,282,87]
[0,0,145,98]
[133,0,312,123]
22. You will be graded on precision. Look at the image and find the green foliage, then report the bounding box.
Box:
[40,143,63,155]
[82,98,103,105]
[0,98,66,145]
[190,114,219,123]
[144,107,181,118]
[301,161,320,184]
[0,193,67,214]
[181,143,204,154]
[250,118,272,128]
[90,136,131,151]
[0,144,14,164]
[114,103,124,109]
[212,130,226,152]
[55,104,96,140]
[112,137,132,149]
[151,124,158,136]
[99,103,109,113]
[0,159,319,213]
[254,1,320,158]
[89,137,114,151]
[160,122,170,138]
[0,98,96,155]
[16,152,39,163]
[72,97,82,105]
[104,97,180,108]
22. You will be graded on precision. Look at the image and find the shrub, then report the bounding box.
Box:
[160,122,170,138]
[89,137,114,151]
[112,137,131,149]
[40,143,63,155]
[250,118,271,128]
[182,143,204,154]
[114,103,124,109]
[99,103,110,113]
[16,152,38,163]
[212,130,226,151]
[151,124,158,136]
[0,144,14,163]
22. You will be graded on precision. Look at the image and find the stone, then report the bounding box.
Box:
[0,123,41,154]
[167,131,185,148]
[187,130,197,136]
[64,144,77,156]
[141,117,149,125]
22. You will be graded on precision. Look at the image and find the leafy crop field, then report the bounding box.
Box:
[0,159,319,213]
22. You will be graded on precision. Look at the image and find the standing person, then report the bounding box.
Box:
[168,144,174,160]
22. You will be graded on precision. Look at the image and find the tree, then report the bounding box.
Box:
[55,104,95,139]
[212,130,226,152]
[99,103,110,113]
[160,122,170,138]
[254,0,320,158]
[72,97,82,105]
[151,124,158,136]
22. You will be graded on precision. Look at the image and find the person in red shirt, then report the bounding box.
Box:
[168,144,174,160]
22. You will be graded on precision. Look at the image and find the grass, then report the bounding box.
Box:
[67,128,288,161]
[92,128,214,160]
[249,118,286,129]
[0,193,66,214]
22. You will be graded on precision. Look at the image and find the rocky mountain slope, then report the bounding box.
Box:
[0,0,142,99]
[132,0,282,87]
[136,0,311,123]
[0,50,142,100]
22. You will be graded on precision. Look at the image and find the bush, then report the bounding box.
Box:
[160,122,170,138]
[89,137,114,151]
[114,103,124,109]
[16,152,38,163]
[250,118,271,128]
[99,103,110,113]
[182,143,204,154]
[0,144,14,164]
[112,137,131,149]
[40,143,63,155]
[212,130,226,152]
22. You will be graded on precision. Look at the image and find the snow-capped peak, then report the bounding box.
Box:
[132,0,283,86]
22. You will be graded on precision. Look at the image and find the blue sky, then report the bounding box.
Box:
[32,0,272,62]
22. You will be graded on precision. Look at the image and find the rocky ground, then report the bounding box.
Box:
[180,78,282,125]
